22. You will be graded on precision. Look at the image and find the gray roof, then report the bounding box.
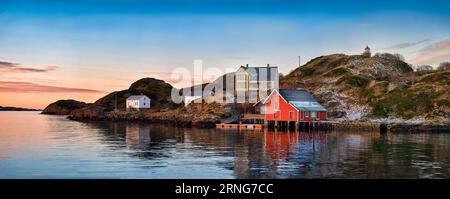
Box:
[126,95,149,100]
[279,89,327,112]
[279,89,317,102]
[293,105,327,112]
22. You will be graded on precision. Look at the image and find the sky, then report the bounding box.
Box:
[1,0,450,109]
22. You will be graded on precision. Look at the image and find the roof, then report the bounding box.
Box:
[290,102,327,112]
[279,89,317,102]
[238,66,278,81]
[126,95,149,100]
[278,89,327,112]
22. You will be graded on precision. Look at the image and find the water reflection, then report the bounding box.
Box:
[0,112,449,178]
[80,121,450,178]
[125,125,151,148]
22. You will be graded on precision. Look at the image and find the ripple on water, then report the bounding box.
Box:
[1,112,450,178]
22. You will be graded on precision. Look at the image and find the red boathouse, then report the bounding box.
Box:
[260,89,327,129]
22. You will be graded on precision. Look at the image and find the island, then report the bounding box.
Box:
[0,106,41,111]
[42,51,450,132]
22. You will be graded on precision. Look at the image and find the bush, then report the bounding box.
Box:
[371,102,388,118]
[437,62,450,70]
[415,65,433,72]
[373,53,405,61]
[324,67,349,77]
[371,88,436,119]
[301,68,315,76]
[338,74,370,87]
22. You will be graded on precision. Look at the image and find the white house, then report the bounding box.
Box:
[126,95,151,110]
[235,64,279,103]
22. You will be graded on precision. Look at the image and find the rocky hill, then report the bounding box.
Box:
[280,53,449,123]
[94,77,180,111]
[41,100,88,115]
[42,78,180,115]
[42,77,231,127]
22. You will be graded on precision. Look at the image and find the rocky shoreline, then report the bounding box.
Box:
[42,102,449,133]
[52,102,231,129]
[41,100,449,132]
[385,123,450,133]
[66,112,450,132]
[67,109,218,128]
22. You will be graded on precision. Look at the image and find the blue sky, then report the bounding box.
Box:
[1,0,450,108]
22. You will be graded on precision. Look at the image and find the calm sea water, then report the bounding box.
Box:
[0,111,449,179]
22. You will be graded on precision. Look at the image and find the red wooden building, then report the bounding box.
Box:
[257,89,327,129]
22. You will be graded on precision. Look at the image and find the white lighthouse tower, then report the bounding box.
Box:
[362,45,371,57]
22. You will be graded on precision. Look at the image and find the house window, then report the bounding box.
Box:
[273,112,276,119]
[311,112,317,119]
[300,111,304,120]
[289,111,294,120]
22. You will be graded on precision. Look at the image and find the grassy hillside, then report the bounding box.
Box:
[280,53,449,123]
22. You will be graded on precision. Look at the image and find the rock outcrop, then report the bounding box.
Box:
[41,100,88,115]
[68,102,231,128]
[69,105,106,120]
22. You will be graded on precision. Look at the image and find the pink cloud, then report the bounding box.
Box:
[409,39,450,65]
[0,60,58,73]
[379,39,431,50]
[0,81,103,93]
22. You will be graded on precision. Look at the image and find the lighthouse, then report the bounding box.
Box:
[362,45,371,57]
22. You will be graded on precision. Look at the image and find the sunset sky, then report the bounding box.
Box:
[1,0,450,109]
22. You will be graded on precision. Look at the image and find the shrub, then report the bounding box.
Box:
[437,62,450,70]
[338,74,370,87]
[301,68,316,76]
[373,53,405,61]
[324,67,349,77]
[415,65,433,72]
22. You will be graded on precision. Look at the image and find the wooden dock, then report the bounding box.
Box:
[216,123,263,130]
[217,120,384,132]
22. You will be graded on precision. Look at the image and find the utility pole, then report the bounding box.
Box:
[298,56,301,67]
